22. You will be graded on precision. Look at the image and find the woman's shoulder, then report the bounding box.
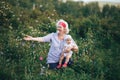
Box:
[46,32,58,39]
[52,32,58,36]
[47,32,56,36]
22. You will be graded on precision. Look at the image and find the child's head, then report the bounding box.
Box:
[65,35,72,44]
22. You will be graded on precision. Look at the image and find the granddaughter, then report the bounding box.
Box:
[57,35,76,68]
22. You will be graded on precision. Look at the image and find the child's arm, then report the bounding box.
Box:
[63,45,73,53]
[65,44,78,53]
[62,46,66,53]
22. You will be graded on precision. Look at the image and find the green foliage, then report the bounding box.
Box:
[0,1,13,29]
[0,1,120,80]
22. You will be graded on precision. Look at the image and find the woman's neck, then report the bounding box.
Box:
[58,33,64,36]
[58,33,65,40]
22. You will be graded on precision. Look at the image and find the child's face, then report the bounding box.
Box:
[66,38,71,44]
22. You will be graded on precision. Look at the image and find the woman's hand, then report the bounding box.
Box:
[23,35,33,41]
[71,46,78,53]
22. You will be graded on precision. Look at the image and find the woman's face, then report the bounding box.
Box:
[57,26,65,34]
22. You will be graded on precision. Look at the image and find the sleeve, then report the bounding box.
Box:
[42,33,54,42]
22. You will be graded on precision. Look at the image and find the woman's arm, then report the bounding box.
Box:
[23,35,44,42]
[71,46,78,53]
[24,33,54,42]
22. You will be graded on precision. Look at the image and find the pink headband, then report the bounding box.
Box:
[58,22,66,28]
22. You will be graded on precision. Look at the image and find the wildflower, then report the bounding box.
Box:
[39,56,43,61]
[35,20,38,23]
[0,51,4,55]
[21,41,25,46]
[39,5,43,8]
[40,66,45,75]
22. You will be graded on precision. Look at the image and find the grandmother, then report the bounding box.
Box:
[24,19,78,69]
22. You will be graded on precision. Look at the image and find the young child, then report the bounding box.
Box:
[57,35,75,68]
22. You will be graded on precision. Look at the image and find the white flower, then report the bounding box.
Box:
[39,5,43,8]
[0,51,4,55]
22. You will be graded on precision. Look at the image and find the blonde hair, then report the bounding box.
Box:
[56,19,69,34]
[65,35,72,40]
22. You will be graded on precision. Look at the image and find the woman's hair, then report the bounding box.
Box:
[56,19,69,34]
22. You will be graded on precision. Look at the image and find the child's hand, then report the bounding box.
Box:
[23,35,33,41]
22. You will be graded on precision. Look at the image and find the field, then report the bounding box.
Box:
[0,1,120,80]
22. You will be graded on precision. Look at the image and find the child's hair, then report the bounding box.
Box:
[65,35,72,40]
